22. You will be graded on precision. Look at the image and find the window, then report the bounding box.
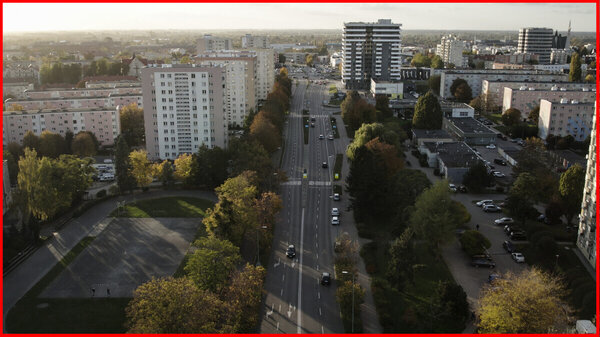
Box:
[191,74,196,78]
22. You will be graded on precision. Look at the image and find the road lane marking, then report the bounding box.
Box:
[321,326,324,334]
[281,289,283,296]
[282,274,285,282]
[318,291,320,299]
[319,307,322,316]
[297,208,305,334]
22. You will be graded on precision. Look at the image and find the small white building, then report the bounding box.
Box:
[330,53,342,68]
[370,79,403,99]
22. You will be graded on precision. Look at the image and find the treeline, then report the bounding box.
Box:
[39,58,129,85]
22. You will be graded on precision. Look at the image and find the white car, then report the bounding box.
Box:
[331,208,340,216]
[511,252,525,263]
[449,184,457,192]
[333,193,340,201]
[494,217,514,225]
[492,171,505,178]
[331,216,340,225]
[486,144,496,149]
[476,200,493,207]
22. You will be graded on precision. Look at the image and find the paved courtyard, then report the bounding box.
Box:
[40,217,200,298]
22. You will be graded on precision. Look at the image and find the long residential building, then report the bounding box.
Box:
[517,27,554,64]
[503,86,596,113]
[3,107,121,146]
[5,93,142,111]
[482,80,595,106]
[242,34,269,48]
[195,51,257,127]
[342,19,402,89]
[141,64,227,161]
[538,99,595,141]
[577,104,596,269]
[23,86,142,99]
[196,34,233,53]
[439,69,568,99]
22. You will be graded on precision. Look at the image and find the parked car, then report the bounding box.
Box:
[286,245,296,258]
[449,184,458,193]
[458,185,468,193]
[495,217,514,225]
[472,253,493,261]
[320,272,331,286]
[483,204,502,212]
[331,216,340,225]
[504,224,523,234]
[331,208,340,216]
[471,258,496,268]
[333,193,340,201]
[494,158,507,166]
[502,240,516,253]
[486,144,496,149]
[492,171,505,178]
[510,231,527,241]
[511,252,525,263]
[476,200,494,207]
[322,162,328,168]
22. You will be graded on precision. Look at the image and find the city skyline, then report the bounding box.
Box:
[3,3,596,33]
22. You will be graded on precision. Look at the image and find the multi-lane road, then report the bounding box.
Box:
[260,77,345,333]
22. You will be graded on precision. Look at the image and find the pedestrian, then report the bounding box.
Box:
[107,288,110,297]
[476,224,480,231]
[91,287,95,297]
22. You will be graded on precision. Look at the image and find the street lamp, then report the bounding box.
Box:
[341,270,355,333]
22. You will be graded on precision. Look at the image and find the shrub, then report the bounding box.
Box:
[96,189,107,198]
[459,230,491,256]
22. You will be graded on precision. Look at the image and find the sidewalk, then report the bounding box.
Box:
[3,189,217,326]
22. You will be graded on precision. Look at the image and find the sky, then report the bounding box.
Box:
[2,3,596,33]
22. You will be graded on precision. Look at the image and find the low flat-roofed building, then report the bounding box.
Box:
[503,86,596,113]
[498,145,520,166]
[422,141,480,183]
[444,117,497,145]
[441,101,475,118]
[412,129,454,147]
[370,79,403,99]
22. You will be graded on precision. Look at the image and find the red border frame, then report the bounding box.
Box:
[0,1,598,336]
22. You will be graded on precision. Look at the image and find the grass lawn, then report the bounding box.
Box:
[488,113,503,125]
[110,196,214,218]
[6,236,130,333]
[330,117,340,138]
[333,154,343,180]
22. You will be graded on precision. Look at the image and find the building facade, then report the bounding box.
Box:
[342,19,402,89]
[482,80,594,106]
[2,81,34,99]
[141,64,227,161]
[538,99,595,141]
[196,35,233,53]
[517,27,554,64]
[195,51,257,127]
[503,87,596,113]
[247,49,275,102]
[436,34,467,68]
[242,34,269,48]
[3,107,121,146]
[370,79,403,99]
[577,104,596,269]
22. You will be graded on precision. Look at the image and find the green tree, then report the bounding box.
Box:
[462,161,493,193]
[173,153,194,184]
[428,75,441,95]
[184,236,241,293]
[38,130,67,158]
[459,230,491,256]
[227,138,274,189]
[278,54,286,64]
[424,281,469,332]
[153,160,174,189]
[453,82,473,103]
[3,151,19,185]
[242,108,257,132]
[346,122,399,161]
[387,227,415,291]
[412,91,442,129]
[559,164,585,225]
[129,150,153,189]
[223,264,266,332]
[411,53,432,68]
[71,131,98,157]
[114,136,136,193]
[410,180,468,250]
[477,268,571,333]
[502,108,522,126]
[431,55,444,69]
[449,78,468,97]
[336,280,365,332]
[119,104,145,147]
[192,145,229,188]
[126,277,225,333]
[529,106,540,124]
[375,94,393,121]
[569,52,582,82]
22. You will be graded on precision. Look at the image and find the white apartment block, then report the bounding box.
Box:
[577,104,596,269]
[550,48,570,64]
[342,19,402,89]
[23,86,142,100]
[3,107,121,146]
[502,86,596,113]
[538,99,595,141]
[195,51,257,127]
[517,27,554,64]
[141,64,227,161]
[6,94,142,111]
[436,35,467,68]
[440,69,568,99]
[245,48,275,102]
[196,35,233,53]
[482,80,594,105]
[242,34,269,48]
[370,79,403,99]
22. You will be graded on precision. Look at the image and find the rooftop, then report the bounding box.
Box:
[3,107,117,115]
[7,93,141,102]
[446,117,496,135]
[423,141,480,168]
[413,129,452,139]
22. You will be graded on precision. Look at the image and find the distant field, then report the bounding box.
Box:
[110,196,214,218]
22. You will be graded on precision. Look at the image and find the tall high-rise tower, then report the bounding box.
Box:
[517,27,553,64]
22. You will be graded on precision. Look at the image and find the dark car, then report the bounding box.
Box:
[494,158,507,166]
[286,245,296,258]
[502,240,516,253]
[472,254,493,261]
[310,122,315,128]
[504,224,523,234]
[320,272,331,286]
[322,162,328,168]
[471,259,496,268]
[311,117,316,122]
[510,231,527,241]
[458,185,468,193]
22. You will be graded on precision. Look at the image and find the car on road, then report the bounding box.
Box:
[320,272,331,286]
[476,200,494,207]
[486,144,496,149]
[286,245,296,258]
[331,208,339,216]
[494,217,514,225]
[311,117,316,122]
[449,184,458,192]
[502,240,516,253]
[471,259,496,268]
[310,122,315,127]
[510,231,527,241]
[319,134,324,140]
[333,193,340,201]
[327,134,334,140]
[483,204,501,212]
[511,252,525,263]
[494,158,507,166]
[322,162,328,168]
[331,216,340,225]
[492,171,505,178]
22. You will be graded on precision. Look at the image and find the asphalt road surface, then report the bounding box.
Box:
[261,78,344,333]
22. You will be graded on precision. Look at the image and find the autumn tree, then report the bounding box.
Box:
[501,108,522,126]
[336,280,365,332]
[129,149,153,189]
[126,277,225,333]
[153,160,174,189]
[223,264,266,332]
[477,268,572,333]
[346,122,400,161]
[364,137,403,178]
[184,236,241,293]
[559,164,585,225]
[529,106,540,124]
[71,131,98,157]
[569,52,582,82]
[119,103,145,147]
[412,91,442,129]
[250,112,281,153]
[174,153,194,184]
